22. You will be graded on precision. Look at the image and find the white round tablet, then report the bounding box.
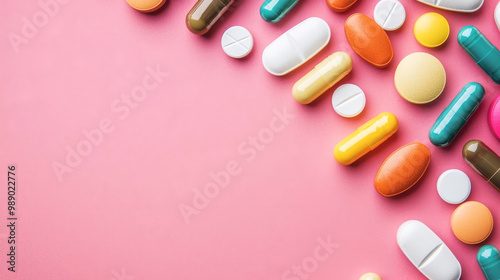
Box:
[332,84,366,118]
[221,26,253,59]
[437,169,471,204]
[374,0,406,31]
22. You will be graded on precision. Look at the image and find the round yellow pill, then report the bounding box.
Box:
[126,0,166,13]
[414,12,450,48]
[360,273,382,280]
[451,201,493,244]
[394,52,446,104]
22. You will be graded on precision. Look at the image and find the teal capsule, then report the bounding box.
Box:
[477,245,500,280]
[458,26,500,84]
[260,0,298,23]
[429,82,485,147]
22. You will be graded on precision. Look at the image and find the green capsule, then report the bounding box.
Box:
[429,82,484,147]
[260,0,298,23]
[477,245,500,280]
[458,26,500,84]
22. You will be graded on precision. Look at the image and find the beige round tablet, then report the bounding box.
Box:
[394,52,446,104]
[126,0,166,13]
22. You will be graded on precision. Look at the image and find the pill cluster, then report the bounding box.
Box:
[125,0,500,278]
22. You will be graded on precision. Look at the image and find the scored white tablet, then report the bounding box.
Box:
[397,220,462,280]
[221,26,254,59]
[332,84,366,118]
[374,0,406,31]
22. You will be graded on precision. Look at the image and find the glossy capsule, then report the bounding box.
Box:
[374,142,430,197]
[293,52,353,104]
[477,245,500,280]
[334,112,398,165]
[463,140,500,191]
[186,0,234,35]
[260,0,298,23]
[429,82,485,147]
[458,26,500,84]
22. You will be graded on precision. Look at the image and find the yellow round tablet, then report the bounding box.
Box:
[394,52,446,104]
[126,0,166,13]
[451,201,493,245]
[359,273,382,280]
[414,12,450,48]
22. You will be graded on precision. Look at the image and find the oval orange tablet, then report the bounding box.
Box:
[451,201,493,244]
[326,0,358,12]
[374,142,430,197]
[345,13,393,68]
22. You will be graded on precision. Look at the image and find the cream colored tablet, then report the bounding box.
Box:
[394,52,446,104]
[126,0,166,12]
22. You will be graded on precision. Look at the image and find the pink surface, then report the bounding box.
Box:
[2,0,500,279]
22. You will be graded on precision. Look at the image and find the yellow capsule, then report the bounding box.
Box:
[334,112,398,165]
[293,52,353,104]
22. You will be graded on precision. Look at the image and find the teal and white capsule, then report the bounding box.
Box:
[477,245,500,280]
[429,82,485,147]
[458,26,500,84]
[260,0,298,23]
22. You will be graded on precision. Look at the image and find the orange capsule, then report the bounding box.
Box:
[345,13,393,68]
[374,142,431,197]
[326,0,358,12]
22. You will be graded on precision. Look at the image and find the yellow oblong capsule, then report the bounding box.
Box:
[334,112,398,165]
[292,52,353,104]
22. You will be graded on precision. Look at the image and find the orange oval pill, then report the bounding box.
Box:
[345,13,394,68]
[374,142,430,197]
[451,201,493,244]
[326,0,358,12]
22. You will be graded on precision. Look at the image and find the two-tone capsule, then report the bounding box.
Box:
[260,0,298,23]
[429,82,485,147]
[463,140,500,192]
[477,245,500,280]
[334,112,398,165]
[186,0,234,35]
[292,52,353,104]
[458,26,500,84]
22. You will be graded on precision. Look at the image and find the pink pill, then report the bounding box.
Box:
[488,95,500,140]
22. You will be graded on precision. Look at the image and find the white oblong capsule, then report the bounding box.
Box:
[397,220,462,280]
[262,17,331,76]
[417,0,483,13]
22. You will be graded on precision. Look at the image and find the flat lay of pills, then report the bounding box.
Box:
[10,0,500,279]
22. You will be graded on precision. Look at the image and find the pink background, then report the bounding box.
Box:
[2,0,500,279]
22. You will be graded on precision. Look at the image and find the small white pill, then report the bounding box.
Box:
[496,1,500,32]
[332,84,366,118]
[437,169,471,204]
[221,26,253,59]
[374,0,406,31]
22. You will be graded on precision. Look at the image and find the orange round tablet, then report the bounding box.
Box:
[126,0,166,13]
[451,201,493,244]
[345,13,393,68]
[327,0,358,12]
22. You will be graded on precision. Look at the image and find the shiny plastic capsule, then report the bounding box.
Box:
[477,245,500,280]
[463,140,500,191]
[293,52,353,104]
[375,142,430,197]
[260,0,298,23]
[458,26,500,84]
[429,82,485,147]
[334,112,398,165]
[186,0,234,35]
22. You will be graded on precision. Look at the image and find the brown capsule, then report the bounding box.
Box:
[186,0,234,35]
[374,142,431,197]
[463,140,500,191]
